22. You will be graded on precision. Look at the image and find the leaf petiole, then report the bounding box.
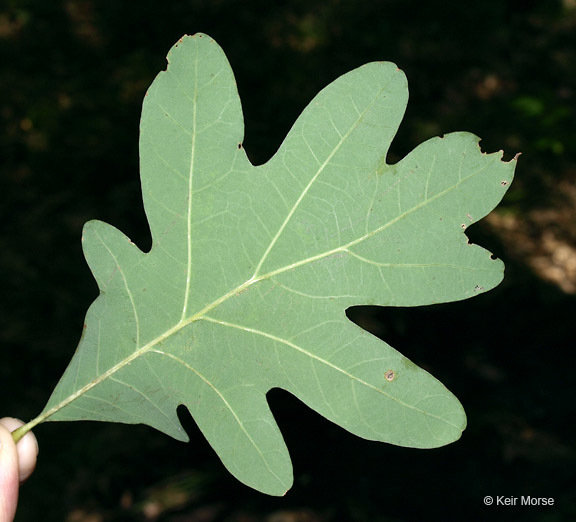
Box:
[11,418,41,444]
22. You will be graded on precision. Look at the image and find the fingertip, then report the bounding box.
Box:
[16,432,38,484]
[0,418,38,484]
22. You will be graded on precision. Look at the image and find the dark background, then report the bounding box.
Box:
[1,0,575,520]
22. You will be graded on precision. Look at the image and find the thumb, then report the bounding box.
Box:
[0,424,19,522]
[0,419,38,485]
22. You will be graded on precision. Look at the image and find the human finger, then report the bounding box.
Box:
[0,419,38,484]
[0,423,19,522]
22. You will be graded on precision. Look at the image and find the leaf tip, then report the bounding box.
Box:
[81,219,99,242]
[252,475,293,497]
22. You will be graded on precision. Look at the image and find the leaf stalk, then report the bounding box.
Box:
[10,418,41,444]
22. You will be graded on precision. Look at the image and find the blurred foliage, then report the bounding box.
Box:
[1,0,575,520]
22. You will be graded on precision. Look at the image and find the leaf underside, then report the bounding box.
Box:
[42,34,515,495]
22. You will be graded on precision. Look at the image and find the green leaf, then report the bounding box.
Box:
[34,33,515,495]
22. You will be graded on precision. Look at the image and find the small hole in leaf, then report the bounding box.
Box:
[461,224,466,229]
[384,370,395,381]
[490,253,498,260]
[238,143,242,149]
[501,180,508,186]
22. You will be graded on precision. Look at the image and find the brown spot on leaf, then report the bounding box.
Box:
[384,370,395,381]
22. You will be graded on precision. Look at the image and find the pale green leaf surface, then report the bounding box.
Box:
[41,34,515,495]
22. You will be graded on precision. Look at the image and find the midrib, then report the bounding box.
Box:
[24,72,493,433]
[35,154,486,428]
